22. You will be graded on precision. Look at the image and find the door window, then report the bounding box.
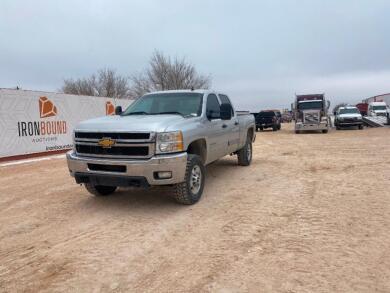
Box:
[219,94,234,116]
[206,94,220,119]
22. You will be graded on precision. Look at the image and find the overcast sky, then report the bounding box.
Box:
[1,0,390,109]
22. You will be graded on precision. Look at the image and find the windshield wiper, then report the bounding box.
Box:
[122,111,149,116]
[151,111,185,117]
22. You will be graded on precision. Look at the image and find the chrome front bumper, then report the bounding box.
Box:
[338,121,363,126]
[66,151,187,186]
[295,122,328,131]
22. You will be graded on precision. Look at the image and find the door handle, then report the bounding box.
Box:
[222,124,227,128]
[234,121,239,125]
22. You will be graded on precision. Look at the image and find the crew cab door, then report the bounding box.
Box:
[205,94,229,162]
[219,94,240,153]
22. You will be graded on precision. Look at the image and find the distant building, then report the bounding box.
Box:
[364,93,390,105]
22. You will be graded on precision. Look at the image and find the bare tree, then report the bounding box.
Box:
[129,51,211,98]
[62,68,131,99]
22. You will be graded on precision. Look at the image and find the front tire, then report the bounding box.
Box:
[173,154,205,205]
[358,124,364,130]
[85,183,117,196]
[322,129,328,133]
[237,137,252,166]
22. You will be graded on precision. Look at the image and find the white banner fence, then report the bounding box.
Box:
[0,89,133,159]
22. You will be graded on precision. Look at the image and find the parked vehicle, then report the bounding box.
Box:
[368,101,388,117]
[272,110,282,122]
[334,106,363,130]
[356,103,368,116]
[255,110,281,131]
[66,90,256,205]
[387,110,390,125]
[281,112,293,123]
[293,94,330,134]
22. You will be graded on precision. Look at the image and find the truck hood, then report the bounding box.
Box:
[75,114,188,133]
[339,113,362,119]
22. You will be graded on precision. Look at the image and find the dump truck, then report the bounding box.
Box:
[293,94,330,133]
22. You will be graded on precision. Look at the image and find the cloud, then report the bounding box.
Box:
[1,0,390,110]
[218,70,390,110]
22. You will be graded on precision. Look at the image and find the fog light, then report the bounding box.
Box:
[155,171,172,179]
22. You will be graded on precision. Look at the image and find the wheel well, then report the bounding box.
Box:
[187,139,207,164]
[247,128,254,141]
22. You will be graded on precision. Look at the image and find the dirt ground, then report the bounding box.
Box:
[1,124,389,293]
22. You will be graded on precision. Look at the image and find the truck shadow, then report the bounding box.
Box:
[335,127,362,131]
[82,186,177,208]
[295,130,330,134]
[80,158,240,210]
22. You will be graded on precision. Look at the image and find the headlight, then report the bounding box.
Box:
[156,131,184,154]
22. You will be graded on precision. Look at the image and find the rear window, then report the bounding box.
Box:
[259,111,275,117]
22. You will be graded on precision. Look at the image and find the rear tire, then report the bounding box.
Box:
[278,124,281,130]
[85,183,117,196]
[272,125,277,131]
[322,129,328,133]
[259,127,263,131]
[172,154,205,205]
[295,130,300,134]
[237,136,252,166]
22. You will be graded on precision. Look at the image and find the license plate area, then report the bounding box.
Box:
[87,163,126,173]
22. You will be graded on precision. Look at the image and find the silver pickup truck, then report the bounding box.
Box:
[67,90,255,204]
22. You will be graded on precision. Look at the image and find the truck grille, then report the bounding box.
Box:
[76,145,149,156]
[304,113,319,123]
[74,131,155,159]
[343,118,358,123]
[75,132,150,140]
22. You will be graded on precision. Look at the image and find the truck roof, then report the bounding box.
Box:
[296,94,324,101]
[144,89,224,96]
[298,99,323,103]
[369,101,387,105]
[339,106,358,110]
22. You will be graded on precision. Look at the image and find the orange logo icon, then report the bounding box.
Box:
[39,96,57,118]
[106,101,115,115]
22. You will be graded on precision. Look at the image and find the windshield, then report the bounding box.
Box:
[373,105,386,111]
[122,93,203,116]
[259,111,275,117]
[298,101,323,110]
[340,108,359,114]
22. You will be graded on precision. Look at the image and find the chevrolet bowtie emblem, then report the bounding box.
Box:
[98,138,115,148]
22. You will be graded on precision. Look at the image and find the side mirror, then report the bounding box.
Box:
[115,106,122,115]
[220,103,232,120]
